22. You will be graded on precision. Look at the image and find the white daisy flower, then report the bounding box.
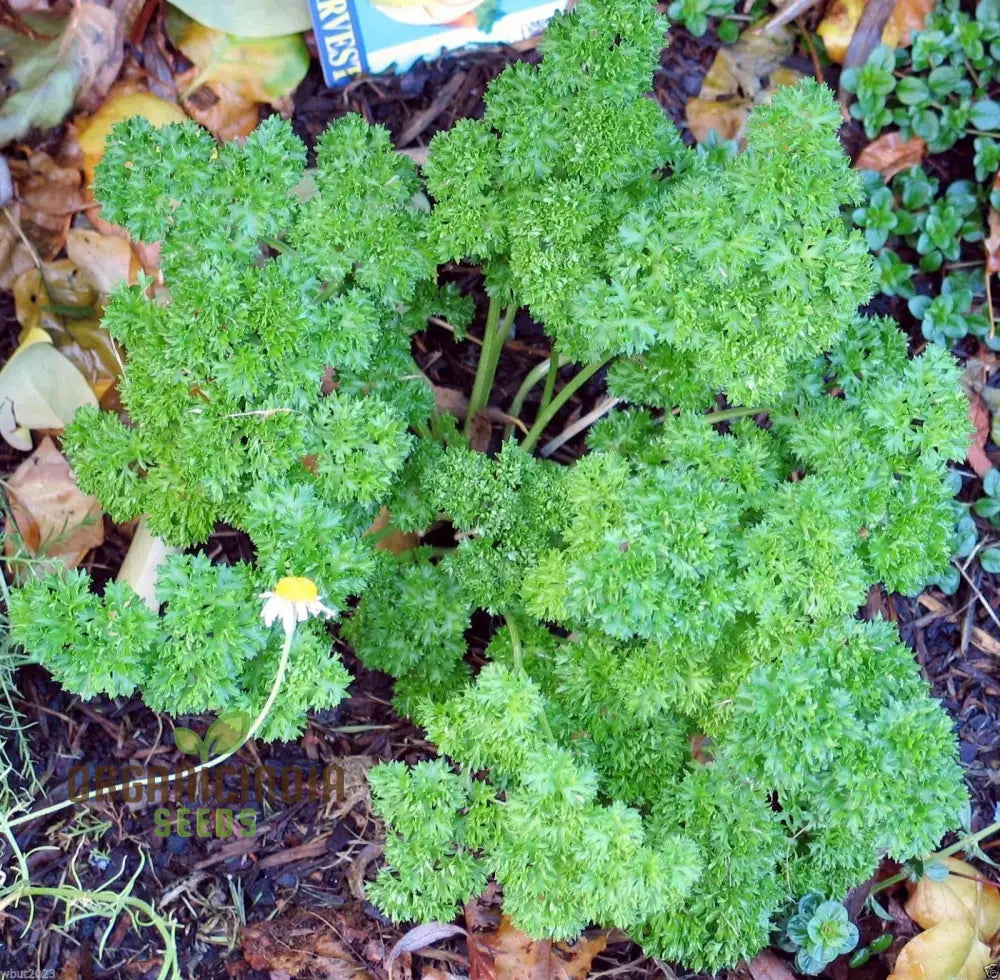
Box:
[260,576,335,637]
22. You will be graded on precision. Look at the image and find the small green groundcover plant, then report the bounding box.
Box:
[8,0,974,970]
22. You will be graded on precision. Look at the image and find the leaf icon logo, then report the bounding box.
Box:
[173,726,208,762]
[206,710,252,758]
[173,711,251,763]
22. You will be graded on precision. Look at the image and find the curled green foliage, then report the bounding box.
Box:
[8,0,973,969]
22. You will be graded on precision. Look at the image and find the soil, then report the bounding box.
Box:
[2,14,1000,980]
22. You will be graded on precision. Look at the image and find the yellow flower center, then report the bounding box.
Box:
[273,576,319,603]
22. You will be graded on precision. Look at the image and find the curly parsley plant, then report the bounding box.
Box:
[7,0,973,970]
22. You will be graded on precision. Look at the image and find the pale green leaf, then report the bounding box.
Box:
[167,0,312,38]
[0,343,97,448]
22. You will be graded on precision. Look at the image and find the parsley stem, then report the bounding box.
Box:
[260,236,293,255]
[520,359,607,452]
[703,405,769,423]
[464,297,516,442]
[504,613,554,740]
[507,613,523,673]
[540,351,561,412]
[504,353,569,441]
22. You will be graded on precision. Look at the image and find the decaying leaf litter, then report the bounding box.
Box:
[1,0,1000,977]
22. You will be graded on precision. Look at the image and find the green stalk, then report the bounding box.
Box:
[504,354,569,441]
[504,614,554,740]
[703,405,768,423]
[520,360,607,452]
[464,299,516,442]
[539,352,561,412]
[869,818,1000,897]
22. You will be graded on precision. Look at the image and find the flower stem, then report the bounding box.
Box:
[520,360,607,452]
[3,628,295,831]
[464,298,516,442]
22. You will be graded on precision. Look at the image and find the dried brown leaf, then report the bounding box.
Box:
[968,390,993,478]
[241,915,377,979]
[884,0,936,47]
[177,76,261,142]
[472,916,606,980]
[4,436,103,574]
[367,506,420,554]
[685,26,798,144]
[855,132,926,179]
[65,228,138,294]
[0,207,37,291]
[985,174,1000,275]
[7,150,85,260]
[745,949,798,980]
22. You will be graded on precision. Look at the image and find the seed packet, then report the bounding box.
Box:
[306,0,566,86]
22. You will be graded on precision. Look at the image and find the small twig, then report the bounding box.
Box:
[539,396,621,458]
[763,0,822,33]
[429,316,483,346]
[839,0,897,104]
[798,17,825,83]
[397,71,467,147]
[591,958,653,978]
[2,206,41,268]
[953,554,1000,633]
[985,245,997,340]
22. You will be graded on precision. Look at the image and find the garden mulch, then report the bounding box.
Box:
[1,14,1000,980]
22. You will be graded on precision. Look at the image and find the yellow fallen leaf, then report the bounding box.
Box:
[816,0,864,64]
[8,328,54,365]
[685,22,800,145]
[76,84,188,185]
[13,262,120,401]
[4,436,104,577]
[175,24,310,105]
[889,921,993,979]
[172,22,309,142]
[0,340,97,449]
[905,857,1000,942]
[818,0,934,64]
